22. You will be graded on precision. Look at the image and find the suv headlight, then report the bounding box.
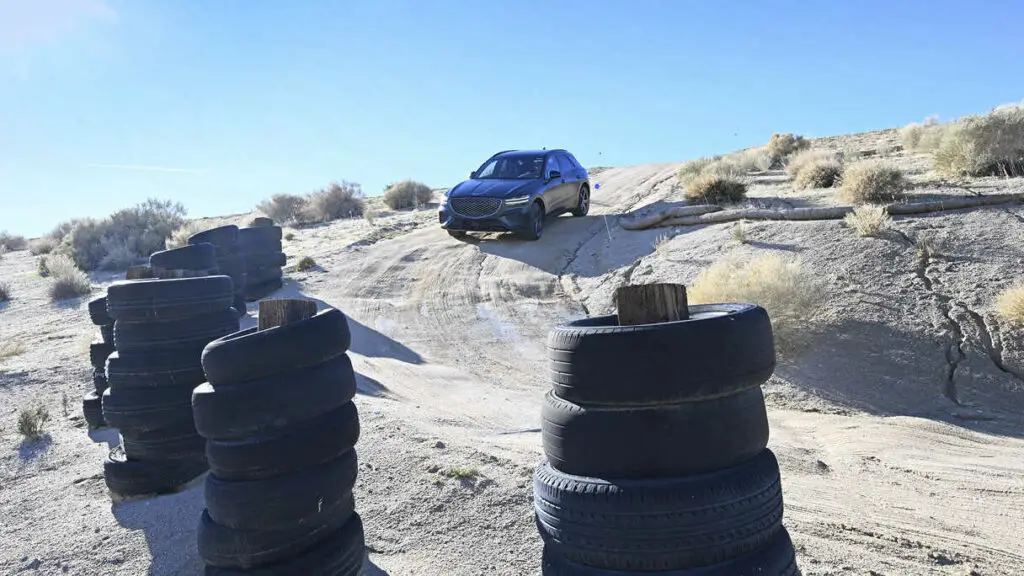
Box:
[504,196,530,206]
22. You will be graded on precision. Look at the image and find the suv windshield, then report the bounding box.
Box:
[475,154,545,180]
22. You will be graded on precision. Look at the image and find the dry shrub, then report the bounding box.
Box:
[725,148,773,173]
[0,340,25,360]
[308,181,365,221]
[899,118,941,151]
[295,256,316,271]
[731,220,748,243]
[684,174,747,204]
[364,208,379,227]
[383,180,433,211]
[767,133,810,167]
[18,405,49,439]
[258,194,310,225]
[0,281,10,302]
[55,199,186,270]
[28,237,58,255]
[676,157,719,184]
[996,282,1024,325]
[844,205,891,237]
[933,104,1024,177]
[785,149,841,175]
[837,161,907,204]
[46,254,92,301]
[793,159,843,189]
[688,253,827,355]
[0,245,5,260]
[0,231,27,252]
[166,220,217,249]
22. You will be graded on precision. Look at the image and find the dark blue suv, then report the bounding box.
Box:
[439,149,591,240]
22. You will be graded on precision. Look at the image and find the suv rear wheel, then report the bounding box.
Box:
[571,185,590,217]
[519,202,545,241]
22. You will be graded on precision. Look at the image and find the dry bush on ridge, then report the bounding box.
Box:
[785,149,842,175]
[684,174,748,204]
[793,158,843,189]
[844,205,892,237]
[933,104,1024,177]
[837,161,908,204]
[166,220,215,249]
[767,133,811,168]
[308,181,365,221]
[0,281,10,302]
[18,405,50,439]
[28,237,59,255]
[383,180,433,211]
[0,231,27,252]
[54,199,186,270]
[688,253,827,356]
[46,254,92,301]
[675,157,719,184]
[725,148,772,173]
[364,208,379,227]
[996,282,1024,325]
[258,194,310,225]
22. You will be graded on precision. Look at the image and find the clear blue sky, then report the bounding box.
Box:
[2,0,1023,237]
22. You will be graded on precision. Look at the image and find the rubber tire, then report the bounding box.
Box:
[206,448,358,530]
[201,307,351,385]
[104,445,208,497]
[101,386,195,432]
[83,391,106,429]
[197,493,354,569]
[239,226,283,249]
[90,341,116,369]
[244,252,286,269]
[121,421,206,460]
[542,387,769,478]
[150,242,218,271]
[204,513,365,576]
[518,202,544,241]
[571,185,590,217]
[547,304,776,406]
[92,369,109,394]
[189,225,239,249]
[113,308,239,353]
[232,292,247,317]
[193,353,357,440]
[216,254,246,278]
[99,323,114,344]
[534,448,784,571]
[245,277,284,301]
[88,296,113,326]
[207,401,360,481]
[541,527,799,576]
[106,276,235,322]
[246,266,282,286]
[105,348,206,389]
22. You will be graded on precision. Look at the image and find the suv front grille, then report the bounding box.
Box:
[451,197,503,219]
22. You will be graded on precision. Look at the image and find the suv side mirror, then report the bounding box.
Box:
[548,170,562,181]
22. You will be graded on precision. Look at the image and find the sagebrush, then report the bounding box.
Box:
[785,149,841,175]
[767,133,810,167]
[0,231,27,252]
[258,194,310,225]
[676,157,719,184]
[844,205,892,237]
[308,181,365,221]
[53,199,186,270]
[837,161,907,204]
[18,405,50,439]
[793,159,843,189]
[46,254,92,301]
[166,220,218,249]
[933,104,1024,177]
[996,282,1024,325]
[684,174,747,204]
[688,253,826,355]
[383,180,433,210]
[296,256,316,271]
[28,237,58,255]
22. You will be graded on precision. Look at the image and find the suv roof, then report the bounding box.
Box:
[488,149,568,159]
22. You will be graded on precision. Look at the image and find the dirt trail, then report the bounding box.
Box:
[1,135,1023,575]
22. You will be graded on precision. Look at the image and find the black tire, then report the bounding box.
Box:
[83,391,106,429]
[217,254,247,279]
[246,266,282,286]
[207,401,360,481]
[518,202,544,241]
[99,323,114,344]
[189,225,239,249]
[121,421,206,460]
[534,449,785,571]
[232,292,247,317]
[92,369,109,394]
[547,304,775,406]
[105,349,207,390]
[206,449,358,530]
[88,296,113,326]
[106,276,235,322]
[102,386,195,432]
[201,308,351,385]
[244,277,284,302]
[204,513,365,576]
[104,445,208,497]
[541,526,798,576]
[89,341,116,369]
[570,185,590,217]
[197,493,354,569]
[244,252,286,269]
[239,227,283,252]
[193,353,357,440]
[113,308,239,353]
[150,242,218,272]
[542,387,769,478]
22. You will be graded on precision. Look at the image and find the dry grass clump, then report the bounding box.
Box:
[933,104,1024,177]
[166,220,217,249]
[258,194,310,225]
[675,157,719,184]
[677,152,767,187]
[46,254,92,301]
[28,237,59,255]
[837,161,908,204]
[900,116,941,151]
[257,182,365,225]
[785,149,841,175]
[684,174,748,204]
[0,231,27,252]
[0,340,26,360]
[364,208,380,227]
[725,148,772,173]
[995,282,1024,325]
[53,199,186,270]
[844,205,892,237]
[688,253,826,355]
[383,180,433,211]
[18,405,50,439]
[767,133,811,168]
[0,281,10,302]
[793,158,843,189]
[731,220,749,244]
[295,256,316,272]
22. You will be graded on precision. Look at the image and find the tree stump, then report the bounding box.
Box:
[258,298,317,331]
[615,283,689,326]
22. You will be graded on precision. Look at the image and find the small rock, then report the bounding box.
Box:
[26,559,42,570]
[815,460,831,472]
[426,464,440,474]
[434,441,446,449]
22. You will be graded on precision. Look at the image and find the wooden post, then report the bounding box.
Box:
[125,265,153,280]
[249,217,275,227]
[258,298,317,331]
[615,283,689,326]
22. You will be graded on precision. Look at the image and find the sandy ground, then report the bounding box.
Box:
[1,130,1023,576]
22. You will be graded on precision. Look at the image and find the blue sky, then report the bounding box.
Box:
[2,0,1023,237]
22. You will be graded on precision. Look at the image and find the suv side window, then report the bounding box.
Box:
[546,155,561,177]
[563,153,581,170]
[556,153,575,174]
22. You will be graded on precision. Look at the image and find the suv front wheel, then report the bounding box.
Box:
[519,202,545,241]
[571,185,590,217]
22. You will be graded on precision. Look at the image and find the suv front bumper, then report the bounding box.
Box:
[438,203,532,233]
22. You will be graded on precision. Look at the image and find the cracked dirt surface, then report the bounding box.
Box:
[1,130,1023,575]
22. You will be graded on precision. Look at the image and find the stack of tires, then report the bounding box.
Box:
[238,222,286,301]
[150,242,219,276]
[83,296,115,429]
[188,226,247,317]
[536,303,800,575]
[100,276,239,497]
[192,307,365,574]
